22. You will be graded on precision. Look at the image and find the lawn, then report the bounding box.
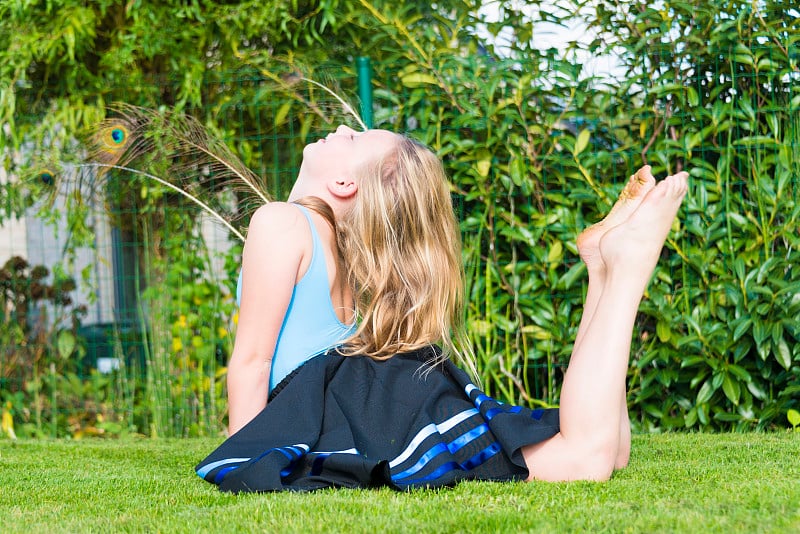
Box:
[1,433,798,533]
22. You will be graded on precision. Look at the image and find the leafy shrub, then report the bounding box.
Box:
[2,0,798,435]
[351,0,800,429]
[0,256,87,437]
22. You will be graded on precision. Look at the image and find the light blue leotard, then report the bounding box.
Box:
[236,205,355,392]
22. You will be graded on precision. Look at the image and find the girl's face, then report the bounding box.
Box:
[299,125,399,182]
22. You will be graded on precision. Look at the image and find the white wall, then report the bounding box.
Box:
[1,163,117,326]
[24,206,117,326]
[0,166,29,264]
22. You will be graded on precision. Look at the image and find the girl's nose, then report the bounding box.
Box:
[335,125,357,135]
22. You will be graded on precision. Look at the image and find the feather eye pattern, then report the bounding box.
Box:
[98,123,130,153]
[38,169,55,186]
[88,109,149,172]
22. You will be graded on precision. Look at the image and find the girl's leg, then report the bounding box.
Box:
[573,166,655,346]
[615,392,631,470]
[522,171,688,482]
[573,166,655,469]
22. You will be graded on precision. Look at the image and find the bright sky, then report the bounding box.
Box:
[476,1,625,81]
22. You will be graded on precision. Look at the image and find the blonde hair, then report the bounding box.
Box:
[294,196,337,232]
[337,136,475,374]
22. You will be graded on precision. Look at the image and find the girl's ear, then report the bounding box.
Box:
[328,176,358,200]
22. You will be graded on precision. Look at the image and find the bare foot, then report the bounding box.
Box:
[600,171,689,285]
[576,166,656,272]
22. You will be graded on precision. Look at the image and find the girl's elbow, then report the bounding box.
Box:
[229,347,273,367]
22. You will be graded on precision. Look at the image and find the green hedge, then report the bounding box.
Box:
[357,0,800,430]
[1,0,798,436]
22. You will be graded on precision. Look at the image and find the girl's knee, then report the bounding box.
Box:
[570,437,619,481]
[579,448,617,481]
[524,436,618,482]
[614,440,631,470]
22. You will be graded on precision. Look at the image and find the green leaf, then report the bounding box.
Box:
[274,102,292,126]
[722,373,740,405]
[746,381,767,400]
[733,136,777,147]
[470,320,491,336]
[696,379,716,405]
[547,241,563,263]
[493,314,517,332]
[775,337,792,370]
[727,212,748,227]
[733,43,754,66]
[733,257,745,281]
[687,87,699,107]
[680,356,705,368]
[714,412,743,422]
[476,159,491,177]
[520,324,552,340]
[656,320,671,342]
[684,407,698,428]
[753,320,769,345]
[727,364,751,382]
[57,330,76,360]
[510,156,527,187]
[756,58,777,70]
[732,317,752,342]
[788,409,800,428]
[574,129,590,155]
[400,73,438,87]
[697,404,710,426]
[757,341,771,361]
[557,262,585,290]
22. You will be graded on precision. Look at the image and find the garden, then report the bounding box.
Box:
[0,0,798,531]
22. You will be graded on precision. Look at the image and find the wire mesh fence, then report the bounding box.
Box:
[2,25,799,437]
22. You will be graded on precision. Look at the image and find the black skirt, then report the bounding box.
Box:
[196,347,560,492]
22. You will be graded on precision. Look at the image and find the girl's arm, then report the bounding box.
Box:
[226,203,307,435]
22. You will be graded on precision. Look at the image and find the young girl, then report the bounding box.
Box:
[199,124,688,490]
[225,126,400,434]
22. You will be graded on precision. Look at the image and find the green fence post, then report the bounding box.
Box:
[356,56,374,129]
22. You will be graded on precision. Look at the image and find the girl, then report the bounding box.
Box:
[226,126,400,434]
[200,124,688,490]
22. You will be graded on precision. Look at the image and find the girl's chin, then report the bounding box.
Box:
[303,139,325,152]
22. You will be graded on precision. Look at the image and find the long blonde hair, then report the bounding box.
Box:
[337,135,475,373]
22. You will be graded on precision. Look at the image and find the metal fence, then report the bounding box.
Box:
[2,37,799,437]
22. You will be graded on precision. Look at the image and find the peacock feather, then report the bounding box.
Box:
[79,103,275,241]
[31,76,366,243]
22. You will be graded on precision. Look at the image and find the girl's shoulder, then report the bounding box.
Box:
[245,202,312,245]
[249,202,305,230]
[241,202,312,280]
[243,202,312,259]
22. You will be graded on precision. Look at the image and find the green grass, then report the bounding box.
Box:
[1,433,798,533]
